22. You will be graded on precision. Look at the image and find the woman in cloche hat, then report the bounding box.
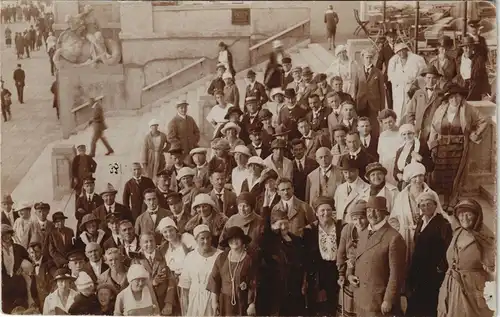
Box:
[221,121,245,152]
[142,118,169,179]
[43,268,78,315]
[325,44,357,96]
[427,82,489,211]
[207,226,257,316]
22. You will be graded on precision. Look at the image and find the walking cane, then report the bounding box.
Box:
[341,285,345,317]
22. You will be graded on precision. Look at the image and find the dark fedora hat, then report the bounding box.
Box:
[437,35,453,49]
[420,65,441,77]
[442,83,468,99]
[284,88,296,99]
[270,138,288,149]
[52,211,68,222]
[338,155,358,171]
[261,168,279,184]
[224,106,244,119]
[366,196,388,213]
[467,19,481,28]
[167,142,183,154]
[258,108,273,121]
[246,70,256,78]
[459,35,479,47]
[220,226,252,247]
[54,268,75,281]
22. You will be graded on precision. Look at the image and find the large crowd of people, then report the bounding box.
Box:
[0,4,497,317]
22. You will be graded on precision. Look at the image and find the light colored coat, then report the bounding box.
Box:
[43,289,78,315]
[359,183,399,214]
[334,177,370,223]
[141,132,168,179]
[387,52,426,122]
[264,155,293,180]
[404,87,444,141]
[305,166,342,204]
[166,114,200,156]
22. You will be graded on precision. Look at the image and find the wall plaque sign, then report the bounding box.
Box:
[232,8,250,25]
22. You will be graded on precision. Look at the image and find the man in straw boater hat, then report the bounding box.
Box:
[207,63,226,96]
[387,42,426,123]
[347,196,406,317]
[244,69,269,111]
[92,183,133,230]
[354,48,385,136]
[404,64,444,142]
[88,97,114,157]
[71,144,97,196]
[166,99,200,157]
[75,176,104,235]
[122,162,155,220]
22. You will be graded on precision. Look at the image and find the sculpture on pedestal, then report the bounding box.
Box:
[53,4,121,69]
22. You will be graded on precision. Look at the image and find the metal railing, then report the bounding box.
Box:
[71,95,104,113]
[249,18,310,52]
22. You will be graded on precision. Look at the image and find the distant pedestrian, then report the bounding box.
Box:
[1,80,13,122]
[51,80,59,119]
[23,30,30,58]
[5,26,12,48]
[324,5,339,50]
[13,64,25,104]
[89,98,114,157]
[15,32,24,59]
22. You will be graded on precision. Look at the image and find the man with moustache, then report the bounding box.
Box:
[290,138,319,202]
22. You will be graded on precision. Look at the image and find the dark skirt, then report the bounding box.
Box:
[430,134,465,195]
[219,290,250,317]
[6,37,11,45]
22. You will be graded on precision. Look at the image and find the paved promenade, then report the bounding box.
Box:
[1,21,62,193]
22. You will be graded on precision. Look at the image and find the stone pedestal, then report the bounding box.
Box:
[52,144,76,200]
[198,95,216,148]
[346,38,374,66]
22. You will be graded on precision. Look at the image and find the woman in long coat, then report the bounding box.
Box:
[263,52,284,92]
[454,36,491,101]
[336,200,369,317]
[437,199,495,317]
[303,196,341,316]
[256,208,305,316]
[325,45,357,96]
[142,119,169,179]
[428,84,489,211]
[406,192,452,317]
[393,124,434,190]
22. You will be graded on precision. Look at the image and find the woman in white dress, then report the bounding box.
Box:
[207,90,232,128]
[43,268,78,315]
[179,224,222,316]
[12,202,36,249]
[156,217,196,278]
[325,45,358,96]
[114,264,160,316]
[377,109,403,186]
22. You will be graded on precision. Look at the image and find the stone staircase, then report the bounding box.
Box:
[11,41,496,234]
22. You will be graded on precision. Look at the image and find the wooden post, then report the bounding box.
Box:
[382,1,387,23]
[463,1,468,37]
[414,1,419,54]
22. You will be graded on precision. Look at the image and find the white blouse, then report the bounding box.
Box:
[206,104,231,126]
[165,233,196,275]
[318,224,337,261]
[460,55,472,80]
[43,289,78,315]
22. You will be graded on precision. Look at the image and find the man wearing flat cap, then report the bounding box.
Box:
[166,99,200,157]
[404,65,444,142]
[208,63,226,96]
[71,144,97,196]
[32,202,55,252]
[122,162,156,221]
[348,196,406,317]
[245,69,269,111]
[1,193,18,226]
[354,48,385,136]
[75,176,103,235]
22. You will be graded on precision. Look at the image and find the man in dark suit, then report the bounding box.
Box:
[166,192,191,233]
[92,183,133,233]
[102,212,123,251]
[330,76,354,103]
[296,66,318,108]
[248,127,271,158]
[1,194,18,226]
[84,242,109,282]
[341,132,376,183]
[2,224,32,313]
[207,63,226,96]
[281,57,294,90]
[122,162,155,221]
[75,176,103,234]
[313,73,334,107]
[28,241,56,311]
[357,117,379,160]
[348,196,406,317]
[354,48,385,136]
[71,144,97,196]
[278,88,309,140]
[306,92,332,134]
[338,101,358,133]
[290,138,319,201]
[209,171,237,218]
[135,189,173,245]
[245,69,268,110]
[154,169,174,209]
[297,117,331,160]
[375,31,396,110]
[47,212,75,268]
[240,96,263,144]
[118,219,141,265]
[13,63,25,103]
[89,98,114,157]
[467,19,488,60]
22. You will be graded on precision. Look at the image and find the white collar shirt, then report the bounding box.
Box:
[368,218,387,233]
[420,212,437,232]
[90,259,102,277]
[105,203,116,214]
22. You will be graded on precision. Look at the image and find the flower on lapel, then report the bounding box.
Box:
[240,281,247,290]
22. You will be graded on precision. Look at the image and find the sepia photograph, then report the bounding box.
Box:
[0,0,497,316]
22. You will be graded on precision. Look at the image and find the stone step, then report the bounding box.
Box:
[288,50,309,69]
[308,43,335,69]
[480,183,496,207]
[298,47,328,74]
